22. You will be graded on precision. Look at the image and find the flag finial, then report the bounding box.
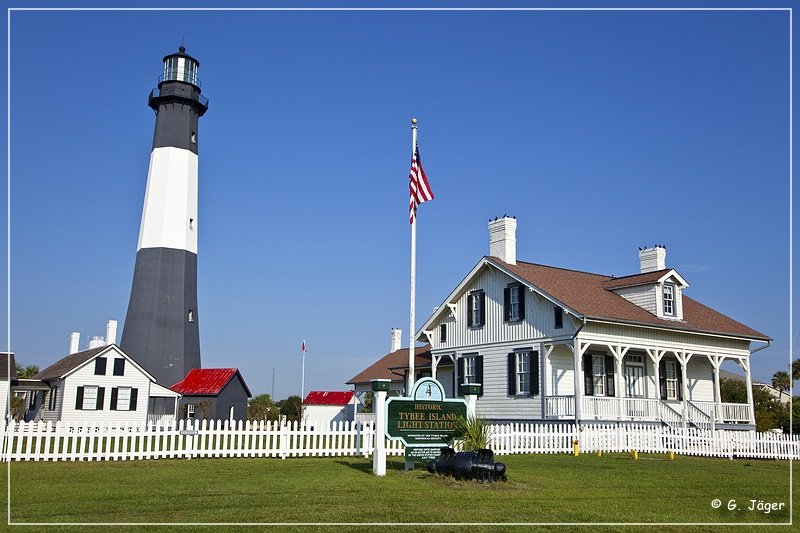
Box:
[411,117,417,126]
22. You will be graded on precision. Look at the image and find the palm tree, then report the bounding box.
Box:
[15,364,39,378]
[772,371,791,401]
[792,359,800,385]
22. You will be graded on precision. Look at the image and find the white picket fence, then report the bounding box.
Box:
[2,419,798,462]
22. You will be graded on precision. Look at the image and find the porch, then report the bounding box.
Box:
[544,395,752,427]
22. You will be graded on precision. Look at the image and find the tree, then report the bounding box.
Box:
[15,364,39,378]
[792,359,800,384]
[771,371,790,401]
[720,377,789,433]
[248,393,278,422]
[278,395,303,422]
[9,395,25,421]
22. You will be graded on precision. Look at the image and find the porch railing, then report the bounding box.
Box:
[692,401,752,424]
[545,396,575,418]
[581,396,618,420]
[623,398,658,420]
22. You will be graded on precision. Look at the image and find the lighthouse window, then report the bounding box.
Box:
[188,309,194,323]
[189,218,194,230]
[191,131,197,144]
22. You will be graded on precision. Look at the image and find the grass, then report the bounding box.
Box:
[2,452,797,532]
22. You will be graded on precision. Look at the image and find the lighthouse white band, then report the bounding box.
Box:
[137,146,199,253]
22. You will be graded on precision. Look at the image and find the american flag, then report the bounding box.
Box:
[408,147,433,223]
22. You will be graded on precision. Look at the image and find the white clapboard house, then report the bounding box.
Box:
[355,217,771,430]
[24,344,180,426]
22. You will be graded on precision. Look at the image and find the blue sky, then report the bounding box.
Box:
[2,3,795,400]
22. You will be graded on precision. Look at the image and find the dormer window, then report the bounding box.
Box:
[663,284,675,317]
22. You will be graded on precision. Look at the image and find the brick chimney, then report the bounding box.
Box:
[489,216,517,265]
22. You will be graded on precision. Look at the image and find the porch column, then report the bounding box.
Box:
[741,358,755,425]
[707,354,722,423]
[646,348,661,403]
[678,351,689,430]
[573,339,582,422]
[613,345,628,421]
[540,342,550,419]
[431,354,439,380]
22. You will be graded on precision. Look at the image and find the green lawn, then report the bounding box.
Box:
[3,452,797,531]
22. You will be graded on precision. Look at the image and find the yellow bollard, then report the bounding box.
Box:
[572,440,580,457]
[632,449,639,461]
[596,450,603,457]
[668,451,675,461]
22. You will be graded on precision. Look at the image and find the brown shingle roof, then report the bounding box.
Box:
[34,346,108,381]
[0,353,17,381]
[492,258,769,341]
[346,345,432,385]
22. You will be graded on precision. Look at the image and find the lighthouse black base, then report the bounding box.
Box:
[121,247,201,386]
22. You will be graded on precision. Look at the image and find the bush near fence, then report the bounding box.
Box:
[2,419,798,462]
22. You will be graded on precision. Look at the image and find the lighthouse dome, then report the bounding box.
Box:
[160,45,201,87]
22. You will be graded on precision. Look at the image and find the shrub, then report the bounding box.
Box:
[453,415,493,451]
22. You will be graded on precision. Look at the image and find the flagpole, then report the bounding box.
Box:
[408,118,418,396]
[301,340,306,404]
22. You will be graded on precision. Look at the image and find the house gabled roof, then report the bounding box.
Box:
[602,268,689,290]
[170,368,252,397]
[304,391,355,406]
[0,353,17,381]
[34,344,156,382]
[418,256,769,343]
[346,345,432,385]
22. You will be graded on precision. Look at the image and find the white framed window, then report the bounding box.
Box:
[229,406,235,420]
[663,284,675,316]
[187,404,195,419]
[117,387,132,411]
[82,386,98,410]
[467,290,485,327]
[592,355,606,396]
[665,361,678,400]
[463,356,477,384]
[505,284,523,322]
[516,352,531,395]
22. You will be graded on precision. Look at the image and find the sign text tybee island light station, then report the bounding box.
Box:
[385,378,467,447]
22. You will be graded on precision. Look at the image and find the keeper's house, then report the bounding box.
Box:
[25,344,180,426]
[354,217,771,430]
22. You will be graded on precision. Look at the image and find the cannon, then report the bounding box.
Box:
[426,447,507,482]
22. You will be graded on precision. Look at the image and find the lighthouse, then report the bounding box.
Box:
[121,46,208,386]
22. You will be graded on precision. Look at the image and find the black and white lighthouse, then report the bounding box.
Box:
[121,46,208,386]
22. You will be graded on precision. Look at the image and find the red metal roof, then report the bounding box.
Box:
[170,368,238,395]
[303,391,355,406]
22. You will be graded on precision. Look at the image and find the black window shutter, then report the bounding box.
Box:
[659,360,667,400]
[479,292,486,326]
[518,287,525,320]
[531,351,540,396]
[503,287,510,322]
[110,388,118,410]
[583,355,594,396]
[96,387,105,410]
[94,358,107,376]
[113,358,125,376]
[467,294,474,327]
[677,364,683,401]
[130,388,138,411]
[75,386,84,410]
[605,356,615,397]
[457,357,465,396]
[476,355,484,398]
[507,353,516,395]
